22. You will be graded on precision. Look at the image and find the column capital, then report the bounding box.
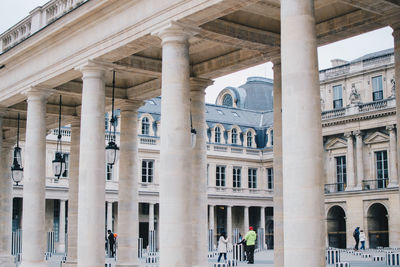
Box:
[153,21,199,45]
[386,124,396,132]
[344,131,353,138]
[70,116,81,127]
[22,86,53,102]
[392,24,400,38]
[353,130,363,137]
[76,60,108,78]
[117,99,144,112]
[190,77,213,93]
[0,105,7,117]
[271,54,281,65]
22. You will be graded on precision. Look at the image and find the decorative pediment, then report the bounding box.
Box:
[326,137,347,150]
[364,132,389,145]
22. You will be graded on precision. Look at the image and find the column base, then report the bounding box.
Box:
[20,261,47,267]
[0,255,15,267]
[387,183,399,188]
[63,261,77,267]
[115,263,139,267]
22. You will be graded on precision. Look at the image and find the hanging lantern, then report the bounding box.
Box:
[105,70,120,165]
[52,95,66,179]
[11,113,23,185]
[190,99,197,149]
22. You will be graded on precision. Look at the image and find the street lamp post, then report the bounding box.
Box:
[105,70,119,165]
[11,113,23,185]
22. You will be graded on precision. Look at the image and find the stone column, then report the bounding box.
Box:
[106,201,113,232]
[57,200,66,253]
[281,1,325,266]
[0,109,14,267]
[149,203,155,232]
[354,130,364,190]
[227,205,232,245]
[65,118,80,265]
[393,27,400,188]
[387,125,398,187]
[272,56,284,267]
[244,206,249,232]
[344,132,356,191]
[191,78,212,267]
[260,207,265,230]
[157,23,194,267]
[116,100,142,267]
[76,63,106,267]
[20,87,51,267]
[209,205,215,232]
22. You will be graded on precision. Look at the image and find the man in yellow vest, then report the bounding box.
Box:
[245,226,257,264]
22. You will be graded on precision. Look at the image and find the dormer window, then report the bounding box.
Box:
[247,132,253,147]
[232,128,238,144]
[215,126,221,143]
[222,94,233,107]
[142,117,150,135]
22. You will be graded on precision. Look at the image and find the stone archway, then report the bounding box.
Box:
[327,205,346,248]
[367,203,389,248]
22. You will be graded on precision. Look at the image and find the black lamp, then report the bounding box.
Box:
[190,100,197,148]
[105,71,119,165]
[11,113,23,185]
[52,95,65,179]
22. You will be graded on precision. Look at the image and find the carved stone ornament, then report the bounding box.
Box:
[390,78,396,98]
[349,83,361,104]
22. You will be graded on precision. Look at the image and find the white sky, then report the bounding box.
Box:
[0,0,395,103]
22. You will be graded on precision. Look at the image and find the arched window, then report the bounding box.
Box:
[222,94,233,107]
[215,126,221,143]
[231,128,238,144]
[141,117,150,135]
[247,132,253,147]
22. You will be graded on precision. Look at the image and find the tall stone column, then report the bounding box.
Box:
[157,23,194,267]
[260,207,265,230]
[344,132,356,191]
[191,77,212,267]
[76,63,107,267]
[227,205,232,245]
[387,125,398,187]
[58,200,66,253]
[244,206,249,232]
[209,205,215,232]
[272,56,284,267]
[20,87,51,267]
[0,110,14,267]
[116,100,142,267]
[106,201,113,231]
[354,130,364,190]
[149,203,155,232]
[281,1,325,266]
[65,118,80,265]
[393,27,400,187]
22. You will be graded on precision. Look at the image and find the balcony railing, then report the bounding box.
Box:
[324,182,346,193]
[362,179,389,190]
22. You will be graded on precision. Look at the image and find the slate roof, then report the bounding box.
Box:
[350,48,394,63]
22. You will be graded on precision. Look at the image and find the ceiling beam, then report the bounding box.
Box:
[110,55,162,78]
[8,103,78,118]
[127,79,161,100]
[241,1,280,21]
[54,81,127,100]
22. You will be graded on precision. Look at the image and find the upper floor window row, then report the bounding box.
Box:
[212,126,256,148]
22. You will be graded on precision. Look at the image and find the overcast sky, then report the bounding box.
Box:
[0,0,395,103]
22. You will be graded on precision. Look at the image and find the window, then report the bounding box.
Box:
[142,160,154,183]
[105,113,109,130]
[232,128,238,144]
[53,200,60,242]
[267,168,273,190]
[335,156,346,192]
[248,168,257,189]
[333,85,343,109]
[216,166,226,187]
[222,94,233,107]
[372,76,383,101]
[215,127,221,143]
[62,153,69,178]
[141,117,150,135]
[247,132,253,147]
[106,164,113,181]
[233,167,241,188]
[375,151,388,188]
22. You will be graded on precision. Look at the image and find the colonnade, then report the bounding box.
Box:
[0,2,399,267]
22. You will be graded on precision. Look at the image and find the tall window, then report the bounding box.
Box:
[267,168,273,190]
[53,200,60,242]
[142,160,154,183]
[105,112,109,130]
[333,85,343,109]
[233,167,241,188]
[375,151,388,188]
[335,156,346,192]
[248,168,257,189]
[216,166,226,187]
[215,127,221,143]
[231,128,238,145]
[222,94,233,107]
[62,153,69,178]
[106,164,113,181]
[372,75,383,101]
[247,132,253,147]
[141,117,150,135]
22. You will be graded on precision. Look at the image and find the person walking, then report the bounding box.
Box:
[217,232,228,262]
[353,227,360,251]
[245,226,257,264]
[107,229,116,257]
[359,229,366,250]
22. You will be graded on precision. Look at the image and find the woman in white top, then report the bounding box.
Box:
[217,232,228,262]
[359,230,366,250]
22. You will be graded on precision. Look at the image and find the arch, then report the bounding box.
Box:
[228,125,242,145]
[327,205,346,248]
[367,203,389,248]
[244,128,257,148]
[211,124,226,144]
[139,114,155,136]
[222,94,233,107]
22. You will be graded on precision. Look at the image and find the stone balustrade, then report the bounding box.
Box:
[0,0,87,53]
